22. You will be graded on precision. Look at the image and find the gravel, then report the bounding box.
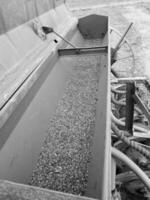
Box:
[30,54,101,195]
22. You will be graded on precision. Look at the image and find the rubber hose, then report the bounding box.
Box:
[111,87,126,94]
[111,68,120,78]
[111,95,143,115]
[111,95,126,106]
[111,112,147,133]
[112,147,150,191]
[112,123,150,160]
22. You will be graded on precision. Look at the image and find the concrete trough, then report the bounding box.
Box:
[0,1,111,200]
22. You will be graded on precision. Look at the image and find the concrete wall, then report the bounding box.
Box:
[0,0,65,34]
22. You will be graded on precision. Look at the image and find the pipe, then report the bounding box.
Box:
[111,95,142,115]
[112,123,150,160]
[111,68,120,78]
[112,23,133,57]
[133,93,150,125]
[111,112,147,133]
[114,136,149,148]
[112,77,146,84]
[111,96,142,116]
[125,82,135,133]
[110,26,135,70]
[111,87,126,94]
[111,87,143,115]
[134,106,143,115]
[112,147,150,191]
[111,95,125,106]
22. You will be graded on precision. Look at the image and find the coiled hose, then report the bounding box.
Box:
[111,112,147,133]
[111,94,126,106]
[111,87,126,94]
[112,147,150,191]
[112,123,150,160]
[111,94,143,115]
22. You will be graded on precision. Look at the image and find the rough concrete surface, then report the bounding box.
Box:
[0,180,96,200]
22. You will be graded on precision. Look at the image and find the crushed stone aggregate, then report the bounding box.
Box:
[30,54,101,195]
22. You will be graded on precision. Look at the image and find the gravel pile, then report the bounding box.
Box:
[30,54,101,195]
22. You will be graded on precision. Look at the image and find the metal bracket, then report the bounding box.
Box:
[125,83,135,134]
[58,46,108,56]
[111,77,146,84]
[133,93,150,125]
[111,22,133,65]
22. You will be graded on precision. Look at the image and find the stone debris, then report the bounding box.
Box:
[30,54,101,195]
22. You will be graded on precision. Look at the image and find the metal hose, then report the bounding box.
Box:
[134,106,143,115]
[111,68,120,78]
[111,112,147,133]
[112,147,150,191]
[111,94,125,106]
[111,95,143,115]
[112,123,150,160]
[111,87,126,94]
